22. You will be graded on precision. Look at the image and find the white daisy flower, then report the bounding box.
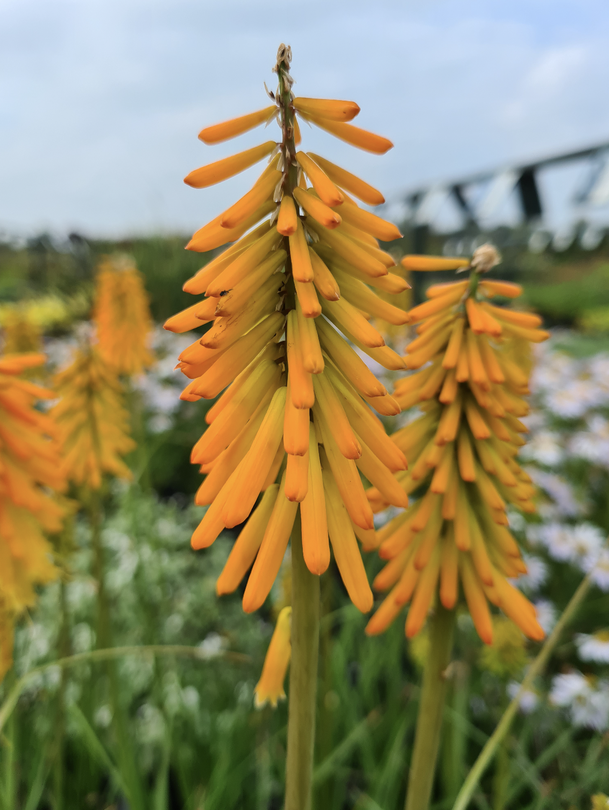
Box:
[513,554,548,593]
[550,672,609,731]
[525,469,583,517]
[507,681,539,713]
[575,631,609,664]
[584,548,609,592]
[519,430,564,467]
[533,599,557,634]
[550,671,590,707]
[537,523,604,567]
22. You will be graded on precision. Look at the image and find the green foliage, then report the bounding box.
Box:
[521,264,609,325]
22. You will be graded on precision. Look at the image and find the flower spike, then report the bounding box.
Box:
[167,45,406,614]
[367,246,549,644]
[0,352,67,680]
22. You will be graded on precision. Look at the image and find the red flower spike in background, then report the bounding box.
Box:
[366,245,550,645]
[165,44,411,615]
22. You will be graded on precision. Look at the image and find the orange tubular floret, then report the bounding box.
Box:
[288,218,314,283]
[313,375,361,460]
[312,227,387,278]
[338,203,402,242]
[300,428,330,575]
[426,280,469,298]
[184,141,277,188]
[307,153,385,206]
[293,188,341,229]
[295,300,323,369]
[296,152,343,206]
[287,311,315,409]
[481,302,542,329]
[277,195,298,236]
[479,280,523,299]
[460,555,493,644]
[466,331,490,390]
[439,531,459,608]
[317,425,374,532]
[293,97,360,122]
[216,485,278,594]
[220,170,281,230]
[242,475,299,613]
[198,105,276,144]
[310,251,340,300]
[402,255,470,272]
[465,298,487,334]
[408,285,465,324]
[299,113,393,155]
[406,548,441,637]
[285,450,309,502]
[205,227,282,296]
[283,380,309,456]
[295,277,322,318]
[323,469,374,612]
[187,201,275,253]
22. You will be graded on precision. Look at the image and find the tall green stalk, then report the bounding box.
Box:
[452,571,593,810]
[405,604,456,810]
[285,517,320,810]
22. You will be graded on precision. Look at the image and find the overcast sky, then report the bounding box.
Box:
[1,0,608,238]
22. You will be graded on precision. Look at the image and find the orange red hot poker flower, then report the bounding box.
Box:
[52,340,136,491]
[94,255,154,376]
[366,247,550,645]
[0,352,67,678]
[165,44,410,614]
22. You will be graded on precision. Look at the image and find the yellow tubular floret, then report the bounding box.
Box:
[287,311,315,409]
[322,469,373,612]
[184,141,277,188]
[316,421,374,531]
[298,114,393,155]
[295,299,324,372]
[293,187,342,229]
[242,472,298,612]
[277,194,298,236]
[310,251,341,301]
[307,153,385,206]
[293,97,360,122]
[338,201,403,242]
[313,373,361,460]
[283,379,310,455]
[401,256,470,272]
[295,153,344,206]
[214,250,286,318]
[216,485,279,595]
[220,170,281,230]
[205,227,282,296]
[289,218,315,282]
[254,606,292,709]
[187,201,276,253]
[221,387,287,528]
[300,428,330,574]
[199,105,276,144]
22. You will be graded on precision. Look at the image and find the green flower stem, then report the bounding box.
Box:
[452,571,592,810]
[405,604,456,810]
[0,645,249,736]
[1,671,17,810]
[285,515,321,810]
